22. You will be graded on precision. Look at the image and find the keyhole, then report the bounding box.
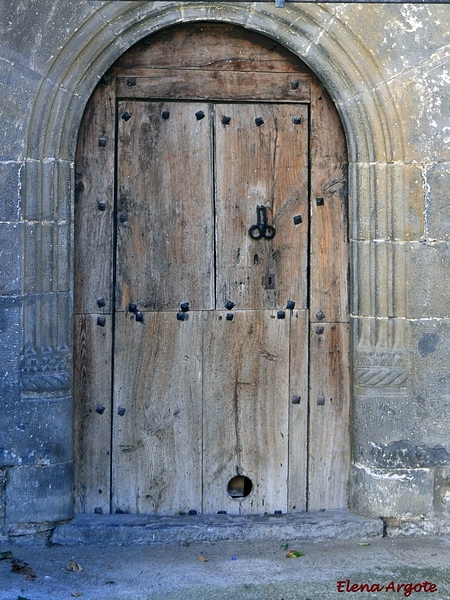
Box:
[254,254,259,266]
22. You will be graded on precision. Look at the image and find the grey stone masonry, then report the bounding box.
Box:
[1,0,450,533]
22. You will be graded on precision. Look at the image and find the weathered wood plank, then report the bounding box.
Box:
[112,312,203,515]
[115,101,214,311]
[309,79,348,323]
[308,322,350,510]
[115,23,310,74]
[288,309,308,513]
[74,79,115,314]
[202,310,291,515]
[73,314,112,514]
[215,103,309,310]
[116,71,310,102]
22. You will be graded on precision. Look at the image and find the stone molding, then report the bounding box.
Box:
[20,2,408,397]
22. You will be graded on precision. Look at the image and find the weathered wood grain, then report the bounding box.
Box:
[116,71,310,102]
[310,79,349,323]
[115,101,214,311]
[112,312,203,515]
[215,103,309,310]
[74,79,115,314]
[308,322,350,510]
[73,314,112,514]
[202,310,291,515]
[115,23,310,74]
[288,309,309,513]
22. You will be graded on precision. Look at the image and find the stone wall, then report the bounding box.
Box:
[1,0,450,533]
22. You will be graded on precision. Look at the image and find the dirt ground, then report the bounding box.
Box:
[1,535,450,599]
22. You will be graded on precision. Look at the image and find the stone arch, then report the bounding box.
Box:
[20,1,407,520]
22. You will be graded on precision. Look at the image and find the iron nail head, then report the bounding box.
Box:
[291,395,301,405]
[96,404,106,414]
[97,316,106,327]
[121,111,132,121]
[286,300,295,310]
[97,297,106,308]
[117,406,126,416]
[277,310,286,319]
[317,397,325,405]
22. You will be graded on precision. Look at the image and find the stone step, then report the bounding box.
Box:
[52,510,384,546]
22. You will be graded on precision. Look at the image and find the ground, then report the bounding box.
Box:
[1,535,450,599]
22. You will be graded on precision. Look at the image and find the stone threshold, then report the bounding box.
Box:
[52,510,384,546]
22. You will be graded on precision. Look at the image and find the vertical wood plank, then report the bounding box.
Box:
[287,309,308,513]
[202,310,290,515]
[115,101,213,312]
[310,80,348,323]
[308,322,350,510]
[215,103,309,311]
[74,78,115,314]
[112,312,203,515]
[73,314,112,514]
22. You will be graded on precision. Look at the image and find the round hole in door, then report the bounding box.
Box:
[227,475,253,498]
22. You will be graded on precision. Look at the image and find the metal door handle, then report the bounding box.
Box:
[248,205,276,240]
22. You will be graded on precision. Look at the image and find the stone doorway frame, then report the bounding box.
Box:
[20,2,407,522]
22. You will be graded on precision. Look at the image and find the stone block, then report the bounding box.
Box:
[0,396,73,468]
[425,162,450,241]
[350,463,435,518]
[5,462,73,524]
[0,161,21,221]
[349,163,424,242]
[0,222,21,295]
[0,295,21,404]
[1,3,95,77]
[0,57,40,161]
[406,242,450,318]
[0,469,6,523]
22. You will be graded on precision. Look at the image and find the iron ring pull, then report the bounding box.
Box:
[248,205,276,240]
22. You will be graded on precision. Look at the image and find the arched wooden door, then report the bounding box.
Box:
[74,24,349,516]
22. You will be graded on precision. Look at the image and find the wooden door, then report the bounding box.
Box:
[74,23,349,517]
[111,101,308,514]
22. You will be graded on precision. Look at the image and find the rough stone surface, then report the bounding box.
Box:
[1,0,450,532]
[52,511,384,546]
[5,462,73,524]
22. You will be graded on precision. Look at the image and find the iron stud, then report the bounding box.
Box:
[117,406,126,416]
[97,297,106,308]
[177,312,188,321]
[161,111,170,120]
[119,213,128,223]
[317,396,325,405]
[195,111,205,120]
[226,313,234,321]
[316,197,324,206]
[221,116,231,125]
[189,509,197,515]
[121,111,132,121]
[97,316,106,327]
[291,395,301,404]
[277,310,286,319]
[255,117,264,127]
[98,137,107,147]
[94,507,103,514]
[96,404,106,414]
[135,311,144,322]
[127,77,137,87]
[128,303,137,313]
[316,325,324,334]
[97,201,107,211]
[293,215,302,225]
[225,301,235,310]
[316,310,325,321]
[293,116,302,124]
[286,300,295,309]
[180,302,190,312]
[290,80,300,90]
